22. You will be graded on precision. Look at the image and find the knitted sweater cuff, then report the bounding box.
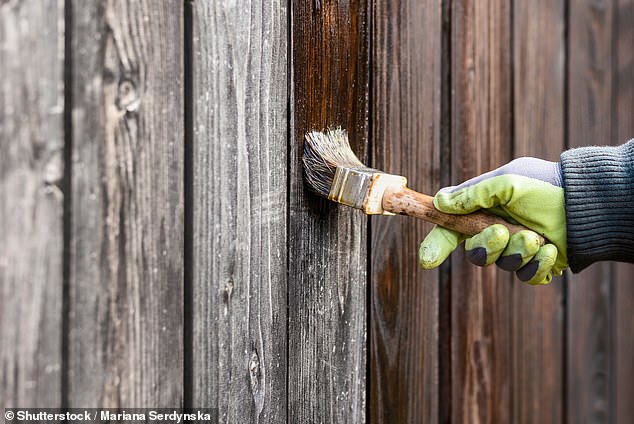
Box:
[560,140,634,272]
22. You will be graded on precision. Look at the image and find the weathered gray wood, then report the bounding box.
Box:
[512,0,565,422]
[289,1,369,422]
[189,1,288,422]
[67,0,183,406]
[369,0,441,421]
[0,0,64,407]
[449,1,513,421]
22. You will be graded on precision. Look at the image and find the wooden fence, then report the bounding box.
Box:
[1,0,633,422]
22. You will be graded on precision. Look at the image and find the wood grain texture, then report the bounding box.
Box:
[511,0,565,422]
[615,266,634,424]
[567,0,618,422]
[613,133,634,424]
[189,1,288,422]
[0,0,64,407]
[67,0,183,406]
[289,1,369,422]
[614,0,634,420]
[383,187,542,241]
[369,0,441,421]
[449,1,513,422]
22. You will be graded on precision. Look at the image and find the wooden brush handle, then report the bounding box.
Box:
[382,186,546,245]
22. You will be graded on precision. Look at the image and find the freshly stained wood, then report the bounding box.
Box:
[289,0,369,422]
[2,0,634,419]
[189,1,288,421]
[0,0,64,407]
[449,1,512,421]
[567,0,618,421]
[369,0,441,421]
[67,0,184,406]
[511,0,565,422]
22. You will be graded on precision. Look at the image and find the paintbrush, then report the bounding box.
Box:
[303,128,545,243]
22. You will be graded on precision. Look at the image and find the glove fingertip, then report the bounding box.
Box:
[419,227,463,269]
[517,261,540,282]
[419,243,446,269]
[497,253,523,271]
[465,246,487,267]
[464,224,509,266]
[527,272,553,286]
[516,244,559,285]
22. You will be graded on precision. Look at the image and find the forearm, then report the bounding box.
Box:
[560,139,634,272]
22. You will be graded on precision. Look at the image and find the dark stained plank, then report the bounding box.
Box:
[369,0,441,422]
[189,1,288,421]
[566,267,613,424]
[615,265,634,423]
[67,0,183,406]
[511,0,566,422]
[449,1,513,422]
[289,1,369,422]
[567,0,618,422]
[614,0,634,419]
[0,0,64,407]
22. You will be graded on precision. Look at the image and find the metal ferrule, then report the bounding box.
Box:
[328,167,376,209]
[329,166,408,215]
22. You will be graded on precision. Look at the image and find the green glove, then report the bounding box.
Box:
[419,157,567,285]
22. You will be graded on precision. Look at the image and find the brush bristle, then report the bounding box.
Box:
[303,128,366,197]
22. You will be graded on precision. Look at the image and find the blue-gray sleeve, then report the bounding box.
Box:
[560,139,634,272]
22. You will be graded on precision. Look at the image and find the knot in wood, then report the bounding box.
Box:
[249,351,260,377]
[116,79,140,112]
[43,151,63,186]
[222,279,233,304]
[249,350,261,391]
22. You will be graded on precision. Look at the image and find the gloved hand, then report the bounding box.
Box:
[419,157,567,285]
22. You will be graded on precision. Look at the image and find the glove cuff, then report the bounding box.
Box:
[560,140,634,272]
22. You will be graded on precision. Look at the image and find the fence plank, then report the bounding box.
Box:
[189,1,288,421]
[614,0,634,420]
[289,1,369,422]
[511,0,566,422]
[67,0,183,406]
[369,0,441,422]
[567,0,618,421]
[0,0,64,407]
[449,1,513,421]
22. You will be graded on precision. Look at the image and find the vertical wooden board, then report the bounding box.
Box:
[511,0,565,422]
[513,0,566,163]
[615,266,634,423]
[369,0,441,422]
[614,0,634,419]
[68,0,183,406]
[0,0,63,407]
[567,0,616,422]
[566,267,613,424]
[289,1,369,422]
[449,1,513,422]
[190,1,288,422]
